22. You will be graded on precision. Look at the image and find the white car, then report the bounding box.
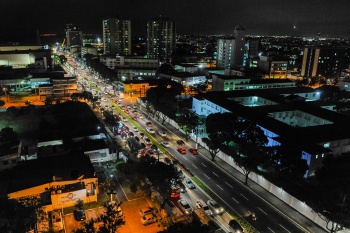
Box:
[103,98,107,102]
[207,199,224,215]
[158,131,167,137]
[132,126,139,132]
[146,127,155,134]
[178,199,193,215]
[161,141,170,148]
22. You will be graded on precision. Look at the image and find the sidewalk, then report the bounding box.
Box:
[142,106,327,233]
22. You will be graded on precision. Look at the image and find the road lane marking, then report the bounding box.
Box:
[268,227,276,233]
[201,163,207,167]
[183,156,188,160]
[204,174,211,180]
[279,224,292,233]
[213,172,219,177]
[240,194,249,200]
[231,197,239,204]
[225,181,233,188]
[193,165,198,169]
[258,207,267,215]
[216,184,223,190]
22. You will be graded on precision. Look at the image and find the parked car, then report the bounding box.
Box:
[161,141,170,148]
[207,199,224,215]
[140,132,145,138]
[140,207,154,215]
[146,122,153,127]
[228,220,245,233]
[189,148,198,155]
[178,199,193,215]
[176,140,185,146]
[184,177,195,189]
[177,147,186,154]
[74,208,86,221]
[158,131,167,137]
[141,213,159,225]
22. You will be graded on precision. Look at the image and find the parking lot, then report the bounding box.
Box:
[63,198,163,233]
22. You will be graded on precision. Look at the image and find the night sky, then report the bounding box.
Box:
[1,0,350,42]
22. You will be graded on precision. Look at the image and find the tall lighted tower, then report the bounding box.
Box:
[102,17,131,56]
[147,16,176,62]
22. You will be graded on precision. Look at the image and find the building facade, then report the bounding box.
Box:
[300,45,347,78]
[102,18,131,56]
[147,16,176,62]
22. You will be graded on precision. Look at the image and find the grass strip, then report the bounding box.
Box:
[112,103,167,154]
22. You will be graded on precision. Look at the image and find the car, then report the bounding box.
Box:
[196,199,212,216]
[138,114,143,118]
[73,208,86,221]
[177,147,186,154]
[177,167,185,179]
[146,122,153,127]
[132,126,139,132]
[146,127,155,134]
[103,98,107,102]
[176,140,185,146]
[128,132,134,137]
[151,144,158,151]
[139,132,145,138]
[158,131,167,137]
[207,200,224,215]
[132,105,137,109]
[132,110,138,114]
[228,220,245,233]
[125,109,130,114]
[122,116,127,122]
[140,207,154,215]
[184,177,195,189]
[140,142,147,149]
[161,141,170,148]
[178,199,193,215]
[135,136,140,142]
[189,148,198,155]
[141,213,159,225]
[146,150,156,158]
[145,138,152,145]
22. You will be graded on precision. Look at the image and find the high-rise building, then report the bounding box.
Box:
[147,16,176,62]
[102,17,131,56]
[65,24,82,47]
[301,45,346,78]
[216,38,235,69]
[216,26,246,69]
[233,26,246,67]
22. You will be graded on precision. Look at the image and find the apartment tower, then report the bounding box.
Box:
[147,16,176,62]
[102,17,131,56]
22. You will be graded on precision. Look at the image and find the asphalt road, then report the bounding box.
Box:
[66,55,326,233]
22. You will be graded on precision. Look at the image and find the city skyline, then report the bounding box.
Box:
[1,0,350,43]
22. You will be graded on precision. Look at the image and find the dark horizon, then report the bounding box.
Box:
[2,0,350,44]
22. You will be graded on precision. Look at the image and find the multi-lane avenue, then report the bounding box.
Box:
[63,51,326,233]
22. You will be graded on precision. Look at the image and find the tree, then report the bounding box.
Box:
[158,219,214,233]
[0,99,5,107]
[269,144,309,178]
[202,137,221,161]
[97,202,125,233]
[313,153,350,233]
[232,119,268,185]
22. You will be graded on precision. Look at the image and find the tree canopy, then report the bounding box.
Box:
[313,153,350,232]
